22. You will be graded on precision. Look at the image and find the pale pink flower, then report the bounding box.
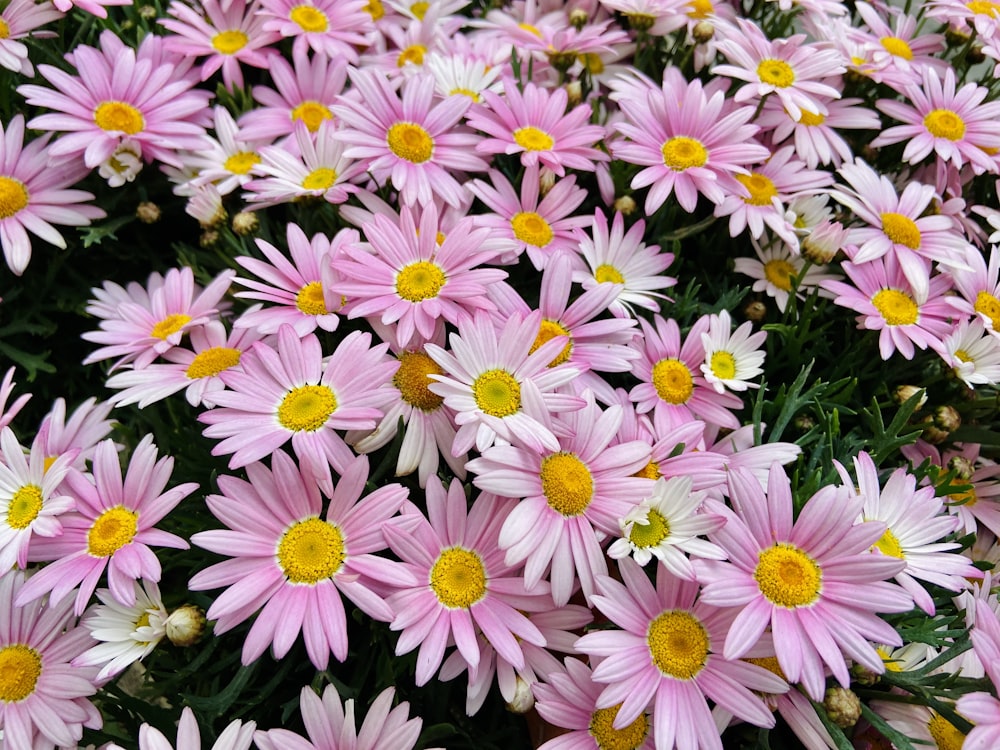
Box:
[190,452,411,668]
[0,0,63,76]
[186,106,273,196]
[52,0,128,18]
[34,396,114,471]
[119,707,255,750]
[258,0,371,63]
[0,366,30,431]
[18,436,196,615]
[757,96,881,168]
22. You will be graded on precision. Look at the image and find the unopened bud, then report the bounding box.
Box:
[506,677,535,714]
[613,195,637,216]
[165,605,207,647]
[538,168,556,196]
[569,8,587,29]
[232,211,259,236]
[136,202,161,224]
[692,21,714,43]
[893,385,927,409]
[200,230,220,248]
[743,299,767,323]
[626,12,656,32]
[138,4,156,18]
[948,456,975,481]
[919,415,949,445]
[566,80,582,106]
[823,687,862,728]
[934,404,962,433]
[793,414,815,433]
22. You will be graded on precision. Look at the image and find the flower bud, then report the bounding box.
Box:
[136,202,161,224]
[743,299,767,323]
[934,404,961,433]
[692,21,714,43]
[232,211,259,236]
[165,605,207,647]
[565,80,583,107]
[823,687,862,728]
[613,195,637,216]
[948,456,975,481]
[569,8,588,29]
[892,385,927,409]
[506,677,535,714]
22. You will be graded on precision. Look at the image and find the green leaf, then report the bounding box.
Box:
[80,215,136,248]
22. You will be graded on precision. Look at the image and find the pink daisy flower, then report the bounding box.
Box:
[0,426,76,571]
[18,29,211,169]
[18,436,196,615]
[830,158,972,304]
[0,114,103,275]
[850,1,947,89]
[104,322,262,409]
[872,67,1000,174]
[533,657,655,750]
[119,707,255,750]
[258,0,371,63]
[466,391,653,605]
[693,464,914,701]
[190,452,411,668]
[425,310,584,456]
[336,205,506,348]
[243,121,365,208]
[82,266,236,370]
[160,0,281,91]
[333,70,487,207]
[575,558,786,750]
[572,210,676,318]
[52,0,128,18]
[382,477,548,686]
[0,0,63,76]
[199,325,397,485]
[757,95,881,168]
[233,221,343,336]
[712,17,844,120]
[0,367,30,432]
[186,107,272,197]
[629,314,745,431]
[957,690,1000,750]
[254,685,424,750]
[0,569,102,749]
[467,79,609,177]
[839,451,979,616]
[493,252,640,405]
[466,165,590,269]
[821,257,955,360]
[238,47,348,142]
[35,395,114,472]
[947,245,1000,336]
[611,69,769,213]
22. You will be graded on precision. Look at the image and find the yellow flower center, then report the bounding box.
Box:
[529,319,573,366]
[924,109,966,141]
[291,101,333,133]
[0,19,9,39]
[708,350,737,381]
[633,460,661,480]
[955,349,973,364]
[94,101,145,134]
[873,528,904,558]
[7,485,43,529]
[151,313,192,341]
[951,487,978,507]
[394,351,444,411]
[628,508,670,549]
[651,358,694,405]
[472,369,521,417]
[877,645,905,672]
[513,126,554,152]
[223,151,260,175]
[185,347,241,379]
[211,29,249,55]
[798,110,826,126]
[595,264,625,284]
[277,517,344,584]
[87,506,139,557]
[289,4,328,31]
[589,704,649,750]
[764,258,796,290]
[647,610,709,680]
[881,212,921,249]
[0,645,42,702]
[396,261,446,302]
[301,167,337,191]
[736,173,778,206]
[687,0,713,19]
[510,211,554,247]
[364,0,384,19]
[754,543,823,608]
[579,52,605,75]
[880,36,913,60]
[397,44,426,67]
[277,384,337,432]
[661,136,708,171]
[540,452,594,516]
[975,290,1000,330]
[410,0,429,18]
[0,176,28,219]
[927,713,966,750]
[295,281,328,315]
[430,547,486,608]
[872,289,919,326]
[387,122,434,163]
[757,59,795,87]
[968,0,1000,15]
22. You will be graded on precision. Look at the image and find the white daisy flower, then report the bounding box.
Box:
[699,309,767,392]
[424,51,502,103]
[607,475,727,576]
[734,240,840,312]
[940,317,1000,387]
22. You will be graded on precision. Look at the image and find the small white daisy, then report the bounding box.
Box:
[607,475,727,576]
[940,317,1000,387]
[424,51,502,103]
[73,581,169,681]
[734,241,840,312]
[699,309,767,392]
